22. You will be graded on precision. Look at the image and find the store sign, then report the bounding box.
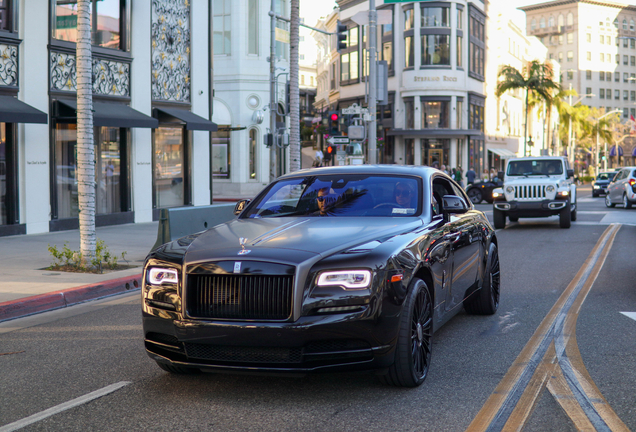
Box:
[414,76,458,82]
[275,28,290,44]
[56,15,77,29]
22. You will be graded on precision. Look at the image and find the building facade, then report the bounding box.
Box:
[0,0,214,237]
[485,7,555,172]
[334,0,488,175]
[521,0,636,166]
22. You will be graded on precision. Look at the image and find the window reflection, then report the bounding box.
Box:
[53,0,121,49]
[212,129,231,179]
[154,127,184,208]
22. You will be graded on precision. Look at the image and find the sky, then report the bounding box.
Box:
[299,0,338,26]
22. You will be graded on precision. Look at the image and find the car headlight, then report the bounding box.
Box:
[506,186,514,193]
[147,267,179,285]
[593,185,600,189]
[492,192,502,198]
[317,270,371,289]
[546,185,555,193]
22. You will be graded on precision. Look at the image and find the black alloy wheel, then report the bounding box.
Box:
[380,278,433,387]
[605,194,615,208]
[467,188,483,204]
[623,193,633,209]
[464,243,500,315]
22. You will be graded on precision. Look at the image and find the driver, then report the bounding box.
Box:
[313,187,336,216]
[394,182,415,208]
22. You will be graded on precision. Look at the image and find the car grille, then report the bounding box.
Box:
[185,343,303,363]
[513,185,547,200]
[186,274,294,320]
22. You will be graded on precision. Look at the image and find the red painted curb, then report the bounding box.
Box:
[0,274,143,323]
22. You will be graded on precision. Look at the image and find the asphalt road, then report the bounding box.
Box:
[0,191,634,432]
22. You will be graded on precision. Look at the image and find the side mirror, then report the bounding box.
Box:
[567,169,574,179]
[497,171,504,180]
[442,195,469,214]
[234,199,250,216]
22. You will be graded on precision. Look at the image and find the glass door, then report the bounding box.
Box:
[154,126,185,208]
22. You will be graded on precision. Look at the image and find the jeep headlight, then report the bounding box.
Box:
[505,186,514,193]
[317,270,371,289]
[546,185,555,193]
[147,268,179,285]
[557,190,569,197]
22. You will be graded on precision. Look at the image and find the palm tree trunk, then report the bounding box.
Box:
[524,89,529,156]
[77,0,96,267]
[289,0,300,172]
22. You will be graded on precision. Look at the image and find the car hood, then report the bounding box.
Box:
[181,217,424,264]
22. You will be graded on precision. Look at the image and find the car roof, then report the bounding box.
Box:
[277,164,440,181]
[507,156,566,161]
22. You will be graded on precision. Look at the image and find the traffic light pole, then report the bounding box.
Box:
[367,0,378,164]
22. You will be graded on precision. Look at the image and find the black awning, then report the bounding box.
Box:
[153,107,218,131]
[0,95,48,124]
[57,100,158,128]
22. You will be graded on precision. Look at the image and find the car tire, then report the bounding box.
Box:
[379,278,432,388]
[508,215,519,222]
[156,361,200,374]
[623,193,633,209]
[559,204,571,228]
[464,243,500,315]
[493,209,506,229]
[467,188,483,204]
[605,194,615,208]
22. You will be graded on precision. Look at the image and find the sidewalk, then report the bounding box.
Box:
[0,222,159,322]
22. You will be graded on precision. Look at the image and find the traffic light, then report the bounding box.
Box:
[324,145,335,162]
[329,112,339,135]
[336,21,347,53]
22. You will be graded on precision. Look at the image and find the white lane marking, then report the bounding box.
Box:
[0,381,131,432]
[620,312,636,322]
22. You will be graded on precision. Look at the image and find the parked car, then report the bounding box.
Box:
[605,166,636,209]
[466,178,504,204]
[142,165,500,387]
[592,171,619,197]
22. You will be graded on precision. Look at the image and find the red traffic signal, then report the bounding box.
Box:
[330,113,339,121]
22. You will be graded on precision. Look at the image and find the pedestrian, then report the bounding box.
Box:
[490,168,497,181]
[466,167,476,185]
[454,166,463,187]
[441,164,449,174]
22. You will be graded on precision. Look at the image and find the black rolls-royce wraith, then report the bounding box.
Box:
[142,165,500,387]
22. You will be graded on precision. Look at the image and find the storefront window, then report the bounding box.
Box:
[0,0,13,31]
[421,100,449,129]
[53,0,123,50]
[421,34,450,66]
[212,129,231,179]
[96,127,121,214]
[54,124,79,219]
[404,98,414,129]
[421,6,449,27]
[405,139,415,165]
[249,129,257,179]
[154,127,185,208]
[0,123,6,225]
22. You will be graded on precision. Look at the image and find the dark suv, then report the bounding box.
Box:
[592,171,618,197]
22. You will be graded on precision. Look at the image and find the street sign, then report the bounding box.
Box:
[327,136,350,144]
[275,28,289,44]
[350,10,392,26]
[341,103,367,115]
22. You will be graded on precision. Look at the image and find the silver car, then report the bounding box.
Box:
[605,166,636,209]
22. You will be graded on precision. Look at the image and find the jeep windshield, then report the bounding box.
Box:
[506,159,563,176]
[242,175,421,218]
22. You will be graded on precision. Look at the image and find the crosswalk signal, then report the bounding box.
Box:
[325,145,335,162]
[337,21,347,53]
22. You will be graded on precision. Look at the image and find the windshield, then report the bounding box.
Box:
[596,172,616,181]
[506,159,563,176]
[242,175,421,218]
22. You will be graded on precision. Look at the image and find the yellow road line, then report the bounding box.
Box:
[467,224,624,432]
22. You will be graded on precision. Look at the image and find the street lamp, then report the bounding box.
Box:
[596,109,621,173]
[567,85,595,167]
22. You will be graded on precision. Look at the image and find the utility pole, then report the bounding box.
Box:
[367,0,377,164]
[269,0,277,183]
[289,0,300,172]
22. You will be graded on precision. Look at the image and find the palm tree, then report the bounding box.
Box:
[496,60,561,156]
[289,0,300,172]
[545,87,576,154]
[76,0,96,267]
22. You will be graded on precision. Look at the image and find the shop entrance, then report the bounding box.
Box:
[428,149,443,167]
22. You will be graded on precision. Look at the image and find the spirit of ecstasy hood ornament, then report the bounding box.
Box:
[238,237,251,255]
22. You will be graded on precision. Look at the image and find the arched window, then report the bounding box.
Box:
[567,13,573,26]
[558,14,564,27]
[548,16,554,27]
[531,18,536,31]
[624,19,628,30]
[540,17,546,28]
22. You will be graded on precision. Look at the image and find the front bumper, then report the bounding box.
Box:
[493,199,569,217]
[143,308,398,373]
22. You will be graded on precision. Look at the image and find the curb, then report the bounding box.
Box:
[0,274,143,323]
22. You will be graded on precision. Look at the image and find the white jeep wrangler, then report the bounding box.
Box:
[491,156,577,229]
